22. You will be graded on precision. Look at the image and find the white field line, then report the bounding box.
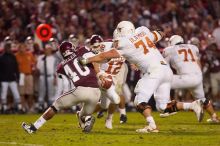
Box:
[0,141,44,146]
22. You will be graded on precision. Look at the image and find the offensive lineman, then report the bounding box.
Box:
[162,35,219,123]
[79,21,174,133]
[22,41,101,133]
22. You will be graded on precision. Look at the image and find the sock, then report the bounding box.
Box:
[146,116,156,129]
[183,103,192,110]
[33,116,46,129]
[119,108,126,115]
[212,113,217,118]
[106,113,113,120]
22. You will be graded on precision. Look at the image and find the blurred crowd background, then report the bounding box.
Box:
[0,0,220,114]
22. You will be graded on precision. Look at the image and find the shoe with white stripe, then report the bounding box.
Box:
[22,122,37,134]
[191,99,204,122]
[136,126,159,133]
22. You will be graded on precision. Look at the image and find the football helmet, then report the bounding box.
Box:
[169,35,184,46]
[68,34,79,48]
[116,21,135,37]
[189,37,200,46]
[90,34,104,54]
[59,41,75,59]
[113,29,119,39]
[4,36,12,44]
[25,36,33,44]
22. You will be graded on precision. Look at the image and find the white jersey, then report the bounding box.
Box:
[100,41,125,76]
[115,26,166,73]
[163,44,201,74]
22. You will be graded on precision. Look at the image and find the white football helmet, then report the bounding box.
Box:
[116,21,135,37]
[113,29,119,39]
[169,35,184,46]
[189,37,200,46]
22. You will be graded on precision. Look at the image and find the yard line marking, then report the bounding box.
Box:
[0,141,44,146]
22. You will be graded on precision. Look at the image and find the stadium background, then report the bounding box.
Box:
[0,0,220,114]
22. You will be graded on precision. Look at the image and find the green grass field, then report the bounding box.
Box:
[0,112,220,146]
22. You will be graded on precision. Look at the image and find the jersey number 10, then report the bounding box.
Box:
[178,48,196,62]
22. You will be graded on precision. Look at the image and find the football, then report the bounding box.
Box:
[99,75,113,89]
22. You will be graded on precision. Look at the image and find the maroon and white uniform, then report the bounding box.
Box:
[57,47,99,88]
[53,47,101,116]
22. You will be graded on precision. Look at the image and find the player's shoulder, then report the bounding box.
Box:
[101,41,113,51]
[187,44,199,51]
[114,37,130,49]
[164,46,174,52]
[56,62,63,73]
[76,46,91,55]
[135,26,150,33]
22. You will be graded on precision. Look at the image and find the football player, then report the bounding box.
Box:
[162,35,219,123]
[79,21,175,133]
[22,41,101,133]
[89,34,128,129]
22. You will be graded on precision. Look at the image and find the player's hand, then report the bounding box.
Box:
[130,63,139,71]
[78,57,88,65]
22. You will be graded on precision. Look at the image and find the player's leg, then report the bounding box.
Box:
[171,74,201,89]
[116,63,128,123]
[0,82,9,112]
[118,95,127,123]
[48,76,55,105]
[105,103,116,129]
[163,74,204,121]
[36,76,46,112]
[9,81,23,112]
[26,75,35,113]
[134,74,160,133]
[76,87,101,132]
[106,84,120,104]
[192,82,219,123]
[22,89,76,134]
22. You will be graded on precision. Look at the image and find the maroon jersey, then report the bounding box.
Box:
[57,47,99,88]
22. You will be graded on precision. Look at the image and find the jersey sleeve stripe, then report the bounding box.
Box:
[152,31,158,42]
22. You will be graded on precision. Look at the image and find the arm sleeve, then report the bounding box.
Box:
[113,39,125,56]
[83,52,96,58]
[162,48,171,64]
[151,30,163,43]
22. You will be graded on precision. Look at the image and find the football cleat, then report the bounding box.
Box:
[97,110,105,119]
[76,111,85,129]
[136,126,159,133]
[160,100,178,118]
[105,118,113,129]
[120,114,127,124]
[191,99,204,122]
[82,116,95,133]
[22,122,37,134]
[160,111,177,118]
[207,117,220,123]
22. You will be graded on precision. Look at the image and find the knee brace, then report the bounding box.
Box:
[163,100,178,113]
[136,102,151,113]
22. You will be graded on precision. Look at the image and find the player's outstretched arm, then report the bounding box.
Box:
[151,29,164,43]
[79,49,120,65]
